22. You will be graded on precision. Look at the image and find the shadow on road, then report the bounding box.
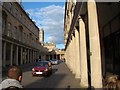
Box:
[24,73,68,88]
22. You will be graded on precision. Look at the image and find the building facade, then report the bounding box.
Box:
[39,42,65,61]
[39,28,44,46]
[2,2,41,68]
[64,0,120,88]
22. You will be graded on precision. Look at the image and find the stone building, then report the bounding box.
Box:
[64,0,120,88]
[39,42,65,61]
[2,2,41,68]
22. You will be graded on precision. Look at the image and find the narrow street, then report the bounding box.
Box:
[22,62,80,88]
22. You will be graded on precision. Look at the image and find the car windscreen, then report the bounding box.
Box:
[36,62,48,67]
[51,59,56,61]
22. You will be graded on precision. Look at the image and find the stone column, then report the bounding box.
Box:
[79,17,88,87]
[27,49,29,63]
[30,50,32,63]
[74,28,81,79]
[3,42,6,67]
[68,42,71,69]
[34,51,36,61]
[35,51,37,61]
[59,54,61,60]
[34,51,36,62]
[20,47,23,65]
[69,40,73,71]
[32,50,34,63]
[65,44,69,67]
[32,50,34,62]
[87,0,102,88]
[72,34,76,74]
[16,45,18,65]
[10,44,13,66]
[24,48,26,64]
[71,35,75,74]
[37,51,41,59]
[67,43,70,68]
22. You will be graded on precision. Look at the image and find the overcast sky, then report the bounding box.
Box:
[22,2,65,49]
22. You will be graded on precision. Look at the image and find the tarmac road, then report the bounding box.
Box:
[21,61,81,88]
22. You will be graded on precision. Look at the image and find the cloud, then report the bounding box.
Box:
[26,5,65,46]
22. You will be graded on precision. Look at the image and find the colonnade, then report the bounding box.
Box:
[65,0,102,88]
[41,54,64,61]
[2,40,39,68]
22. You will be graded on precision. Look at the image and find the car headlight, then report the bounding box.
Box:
[32,68,35,71]
[44,68,48,71]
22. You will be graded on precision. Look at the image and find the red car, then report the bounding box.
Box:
[32,61,52,76]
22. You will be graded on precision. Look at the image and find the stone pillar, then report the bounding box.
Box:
[24,48,26,64]
[32,50,34,62]
[30,50,32,63]
[60,54,61,60]
[79,17,88,87]
[27,49,29,63]
[72,34,76,74]
[38,51,40,59]
[66,43,70,68]
[16,45,18,65]
[37,51,39,60]
[3,42,6,67]
[69,40,73,71]
[68,42,71,69]
[87,0,102,88]
[74,28,81,79]
[34,51,35,60]
[10,44,13,66]
[71,35,75,74]
[35,51,37,61]
[20,47,23,65]
[31,50,33,62]
[65,44,69,67]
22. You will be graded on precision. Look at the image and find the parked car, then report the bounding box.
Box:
[49,59,58,65]
[32,61,52,76]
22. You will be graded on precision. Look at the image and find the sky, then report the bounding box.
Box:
[22,2,65,49]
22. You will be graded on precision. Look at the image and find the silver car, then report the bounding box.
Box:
[49,59,58,65]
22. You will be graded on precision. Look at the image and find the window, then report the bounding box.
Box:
[14,8,18,16]
[20,13,22,18]
[13,26,17,39]
[19,26,23,41]
[24,17,26,23]
[24,32,26,39]
[9,3,12,11]
[7,22,12,36]
[2,11,7,34]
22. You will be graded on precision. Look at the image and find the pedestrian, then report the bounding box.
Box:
[1,65,23,90]
[103,74,120,90]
